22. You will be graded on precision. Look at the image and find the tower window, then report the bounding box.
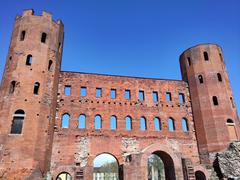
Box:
[179,93,185,104]
[26,54,32,66]
[110,115,117,130]
[9,81,16,94]
[203,51,209,61]
[139,90,145,101]
[152,91,158,103]
[125,116,132,130]
[217,73,222,82]
[154,117,161,131]
[78,114,86,129]
[230,97,235,108]
[166,92,172,102]
[110,89,116,99]
[187,57,191,66]
[125,90,131,100]
[198,75,204,84]
[212,96,219,106]
[80,87,87,97]
[140,116,147,131]
[41,32,47,43]
[96,88,102,98]
[20,30,26,41]
[33,82,40,95]
[48,60,53,71]
[61,113,70,128]
[10,109,25,134]
[182,118,189,132]
[64,85,71,96]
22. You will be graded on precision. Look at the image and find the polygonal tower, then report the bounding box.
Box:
[0,10,64,179]
[180,44,240,164]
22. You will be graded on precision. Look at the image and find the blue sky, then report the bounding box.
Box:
[0,0,239,114]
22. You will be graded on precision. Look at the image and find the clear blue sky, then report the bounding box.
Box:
[0,0,239,113]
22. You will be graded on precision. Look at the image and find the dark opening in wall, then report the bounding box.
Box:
[41,32,47,43]
[230,97,235,108]
[212,96,219,106]
[179,93,185,104]
[203,51,209,61]
[48,60,53,71]
[26,54,32,66]
[10,109,25,134]
[20,30,26,41]
[187,57,191,66]
[198,75,204,84]
[33,82,40,95]
[9,81,16,94]
[217,73,222,82]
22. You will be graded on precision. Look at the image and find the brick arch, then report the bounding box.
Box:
[141,142,183,179]
[194,165,209,179]
[52,166,74,180]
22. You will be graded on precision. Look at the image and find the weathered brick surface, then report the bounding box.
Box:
[0,10,239,180]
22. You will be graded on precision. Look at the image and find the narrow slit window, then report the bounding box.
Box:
[179,93,185,104]
[78,114,86,129]
[166,92,172,102]
[110,115,117,130]
[139,90,145,101]
[110,89,116,99]
[58,42,62,52]
[152,91,158,103]
[219,53,223,62]
[48,60,53,71]
[33,82,40,95]
[10,109,25,134]
[168,118,175,132]
[182,118,189,132]
[9,81,16,94]
[26,54,32,66]
[217,73,222,82]
[41,32,47,43]
[61,113,70,128]
[198,75,204,84]
[212,96,219,106]
[80,87,87,97]
[230,97,235,108]
[125,90,131,100]
[125,116,132,130]
[140,116,147,131]
[96,88,102,98]
[203,51,209,61]
[64,85,71,96]
[94,115,102,129]
[187,57,191,66]
[20,30,26,41]
[154,117,161,131]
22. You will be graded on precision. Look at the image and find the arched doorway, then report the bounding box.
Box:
[56,172,72,180]
[148,151,175,180]
[93,153,119,180]
[195,171,206,180]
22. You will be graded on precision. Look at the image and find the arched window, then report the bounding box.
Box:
[198,75,203,84]
[56,172,72,180]
[125,116,132,130]
[61,113,70,128]
[187,57,191,66]
[26,54,32,65]
[20,30,26,41]
[78,114,86,129]
[33,82,40,95]
[48,60,53,71]
[217,73,222,82]
[226,119,237,141]
[110,115,117,130]
[182,118,189,132]
[10,109,25,134]
[212,96,219,106]
[154,117,161,131]
[203,51,209,61]
[9,81,16,94]
[94,115,102,129]
[140,116,147,131]
[168,118,175,132]
[41,32,47,43]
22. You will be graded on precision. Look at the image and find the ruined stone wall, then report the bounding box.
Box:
[51,72,201,179]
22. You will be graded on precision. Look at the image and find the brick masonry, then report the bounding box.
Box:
[0,9,239,180]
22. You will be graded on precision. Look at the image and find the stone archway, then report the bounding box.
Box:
[195,170,206,180]
[141,143,183,180]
